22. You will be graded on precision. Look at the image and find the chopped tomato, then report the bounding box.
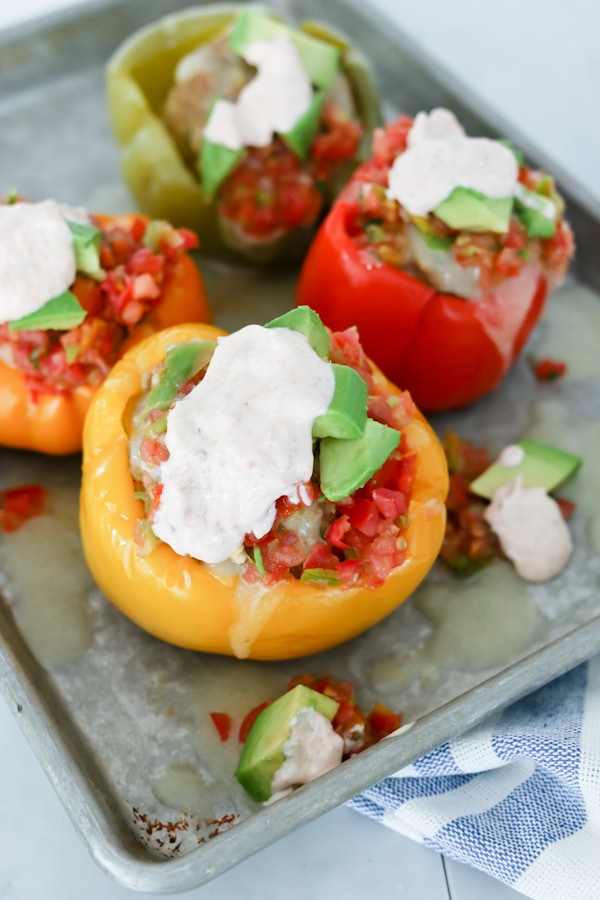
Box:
[346,498,381,536]
[238,702,271,743]
[140,436,169,466]
[533,357,567,381]
[0,485,47,533]
[556,497,577,519]
[325,515,351,549]
[367,703,403,739]
[209,712,232,742]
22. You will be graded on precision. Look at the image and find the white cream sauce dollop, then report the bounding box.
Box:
[386,108,519,217]
[203,35,313,150]
[484,476,573,582]
[270,707,344,796]
[0,199,77,323]
[152,324,334,564]
[496,444,526,467]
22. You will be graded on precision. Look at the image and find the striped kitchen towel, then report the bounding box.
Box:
[348,655,600,900]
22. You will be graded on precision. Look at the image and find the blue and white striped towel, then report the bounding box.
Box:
[349,655,600,900]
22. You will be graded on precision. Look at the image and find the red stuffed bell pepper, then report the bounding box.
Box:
[0,197,210,455]
[297,108,574,411]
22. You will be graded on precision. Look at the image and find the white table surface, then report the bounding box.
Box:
[1,2,599,899]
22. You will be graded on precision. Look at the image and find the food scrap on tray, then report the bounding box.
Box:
[0,485,47,533]
[80,307,448,660]
[442,432,580,582]
[106,5,381,264]
[297,107,575,410]
[0,196,210,454]
[206,672,402,803]
[238,675,402,803]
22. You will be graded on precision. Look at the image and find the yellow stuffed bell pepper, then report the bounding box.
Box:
[106,4,381,264]
[80,315,448,660]
[0,205,210,456]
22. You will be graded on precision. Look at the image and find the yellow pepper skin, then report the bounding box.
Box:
[80,324,448,661]
[0,214,211,456]
[106,4,382,263]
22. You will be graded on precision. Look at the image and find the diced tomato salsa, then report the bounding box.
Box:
[218,102,362,240]
[234,673,403,757]
[133,326,416,590]
[0,212,198,396]
[348,115,574,295]
[532,357,568,382]
[441,432,503,576]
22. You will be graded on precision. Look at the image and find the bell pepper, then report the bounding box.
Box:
[0,213,210,456]
[80,323,448,661]
[296,115,574,412]
[106,5,381,264]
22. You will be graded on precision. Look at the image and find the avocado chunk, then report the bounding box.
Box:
[320,418,401,502]
[469,439,582,500]
[282,88,326,160]
[312,364,367,439]
[236,684,339,802]
[144,339,216,413]
[514,184,557,238]
[229,9,340,90]
[265,306,330,359]
[434,187,514,233]
[200,137,245,201]
[8,289,86,333]
[68,221,104,280]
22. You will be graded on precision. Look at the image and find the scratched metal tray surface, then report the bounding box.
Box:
[1,0,600,892]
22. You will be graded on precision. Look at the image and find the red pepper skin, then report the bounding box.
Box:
[296,194,549,412]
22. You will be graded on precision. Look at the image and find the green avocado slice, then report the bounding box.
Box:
[265,306,330,359]
[8,289,86,333]
[281,88,326,160]
[236,684,339,803]
[320,418,401,502]
[229,9,340,90]
[200,134,245,201]
[68,221,104,280]
[144,339,216,414]
[434,187,514,234]
[469,439,582,499]
[514,184,557,238]
[312,364,367,439]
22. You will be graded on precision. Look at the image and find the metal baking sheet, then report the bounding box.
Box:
[1,0,600,891]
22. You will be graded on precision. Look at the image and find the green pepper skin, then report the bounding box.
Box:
[106,3,382,265]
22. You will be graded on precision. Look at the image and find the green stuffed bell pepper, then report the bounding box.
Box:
[106,4,381,265]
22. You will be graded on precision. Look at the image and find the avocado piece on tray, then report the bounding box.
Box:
[236,684,339,803]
